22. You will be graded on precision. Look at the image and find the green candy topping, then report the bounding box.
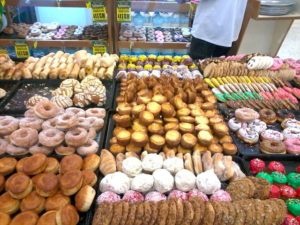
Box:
[231,93,241,100]
[224,93,235,101]
[256,172,273,184]
[271,172,287,184]
[287,172,300,189]
[245,91,255,99]
[286,199,300,216]
[215,93,227,102]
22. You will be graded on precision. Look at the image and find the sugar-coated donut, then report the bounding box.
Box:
[76,139,99,156]
[55,112,78,130]
[29,144,53,155]
[260,140,286,154]
[38,128,65,147]
[0,139,8,155]
[65,127,88,147]
[24,109,38,118]
[65,107,86,118]
[41,118,57,130]
[235,108,259,123]
[55,144,76,156]
[0,116,19,136]
[6,144,28,156]
[10,128,38,148]
[19,117,43,131]
[33,99,59,119]
[86,108,106,119]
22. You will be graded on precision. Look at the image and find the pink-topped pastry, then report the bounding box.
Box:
[268,161,286,174]
[292,88,300,99]
[210,190,232,202]
[96,191,121,204]
[283,214,299,225]
[123,190,144,203]
[284,139,300,155]
[145,191,167,202]
[249,158,266,174]
[168,190,188,201]
[261,129,284,142]
[225,54,246,61]
[269,185,281,198]
[187,189,208,201]
[270,58,284,71]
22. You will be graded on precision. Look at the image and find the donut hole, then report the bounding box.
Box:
[1,121,10,126]
[47,132,55,138]
[62,115,71,120]
[270,142,279,147]
[44,105,51,111]
[20,131,28,138]
[72,130,81,136]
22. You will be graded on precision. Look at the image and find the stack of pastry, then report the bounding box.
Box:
[0,55,16,80]
[0,50,118,80]
[0,153,99,224]
[110,75,237,156]
[0,100,105,156]
[50,76,106,108]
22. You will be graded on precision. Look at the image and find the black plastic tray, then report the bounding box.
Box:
[0,80,21,111]
[243,155,300,175]
[1,79,115,114]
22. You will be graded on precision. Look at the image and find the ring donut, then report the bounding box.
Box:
[65,127,88,147]
[38,128,65,147]
[10,128,38,148]
[76,139,98,156]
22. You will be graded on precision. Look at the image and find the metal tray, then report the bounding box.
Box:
[0,80,21,112]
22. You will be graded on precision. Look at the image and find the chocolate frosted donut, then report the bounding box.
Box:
[10,128,38,148]
[39,128,65,147]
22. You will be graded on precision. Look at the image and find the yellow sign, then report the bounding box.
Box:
[92,7,107,22]
[0,48,7,55]
[15,43,30,58]
[33,41,38,49]
[117,7,131,22]
[86,1,91,8]
[1,0,5,6]
[93,44,107,55]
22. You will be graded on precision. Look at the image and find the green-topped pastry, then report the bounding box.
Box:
[271,172,287,184]
[286,199,300,216]
[287,172,300,189]
[256,172,273,184]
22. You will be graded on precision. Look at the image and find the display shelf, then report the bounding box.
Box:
[118,40,189,50]
[131,1,190,13]
[6,0,88,7]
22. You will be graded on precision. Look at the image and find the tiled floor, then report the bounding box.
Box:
[278,20,300,59]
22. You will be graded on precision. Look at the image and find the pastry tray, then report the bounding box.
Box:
[0,80,21,112]
[243,155,300,175]
[1,79,115,114]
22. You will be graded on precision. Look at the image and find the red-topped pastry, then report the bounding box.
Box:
[283,214,300,225]
[168,190,188,201]
[123,190,144,203]
[269,185,281,198]
[296,166,300,173]
[296,216,300,224]
[296,187,300,198]
[250,158,266,174]
[281,185,297,199]
[268,161,286,174]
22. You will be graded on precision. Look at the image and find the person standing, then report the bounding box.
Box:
[189,0,247,59]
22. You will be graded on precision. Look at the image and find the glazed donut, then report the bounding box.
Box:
[42,118,57,130]
[88,128,97,140]
[0,139,8,155]
[65,127,88,147]
[19,117,43,131]
[65,107,86,118]
[284,138,300,155]
[33,99,59,119]
[55,144,75,156]
[227,118,242,132]
[260,140,286,154]
[56,113,78,130]
[6,144,28,155]
[76,139,98,156]
[24,109,38,118]
[248,119,267,134]
[283,127,300,140]
[259,109,277,124]
[235,108,259,123]
[276,109,295,122]
[281,118,300,129]
[260,129,284,142]
[237,127,259,144]
[78,117,104,131]
[86,108,106,119]
[0,116,19,136]
[10,128,38,148]
[29,144,53,155]
[39,128,65,147]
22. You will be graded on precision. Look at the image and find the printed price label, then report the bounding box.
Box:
[117,7,131,22]
[92,7,107,22]
[15,43,30,58]
[0,48,7,55]
[1,0,5,6]
[93,44,107,55]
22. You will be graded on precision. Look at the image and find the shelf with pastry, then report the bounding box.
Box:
[131,0,191,13]
[118,40,190,50]
[5,0,88,7]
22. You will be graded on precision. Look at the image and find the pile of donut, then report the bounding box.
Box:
[0,99,105,156]
[228,107,300,155]
[0,153,99,225]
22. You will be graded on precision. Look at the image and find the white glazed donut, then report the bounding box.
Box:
[228,118,242,132]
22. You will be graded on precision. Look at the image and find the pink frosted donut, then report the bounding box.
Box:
[39,128,65,147]
[65,107,86,118]
[86,108,106,119]
[42,118,57,130]
[260,129,284,142]
[65,127,88,147]
[56,112,78,130]
[0,138,8,155]
[210,190,232,202]
[187,189,209,201]
[10,128,38,148]
[24,109,38,118]
[19,117,43,131]
[79,117,104,131]
[235,108,259,123]
[123,190,144,203]
[0,116,19,136]
[76,139,98,156]
[145,191,167,202]
[168,190,188,201]
[96,191,121,204]
[29,144,53,155]
[6,143,28,155]
[270,58,283,71]
[55,144,75,156]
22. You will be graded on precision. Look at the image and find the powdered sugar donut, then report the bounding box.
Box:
[145,191,167,202]
[196,169,221,195]
[163,157,184,175]
[122,157,142,177]
[123,190,144,203]
[100,172,130,194]
[96,191,120,204]
[142,153,163,172]
[153,169,174,193]
[175,169,196,192]
[168,190,188,201]
[187,189,208,201]
[131,173,154,193]
[210,190,232,202]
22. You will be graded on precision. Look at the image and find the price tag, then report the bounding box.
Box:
[1,0,5,6]
[117,0,131,22]
[15,42,30,58]
[92,6,107,22]
[0,48,7,55]
[93,41,107,55]
[33,41,38,49]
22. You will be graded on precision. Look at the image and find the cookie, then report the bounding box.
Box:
[248,177,271,200]
[142,202,152,225]
[219,202,230,225]
[226,202,237,225]
[166,200,177,225]
[202,201,215,225]
[273,199,287,224]
[182,201,194,225]
[125,203,137,225]
[211,202,223,225]
[189,197,202,225]
[175,199,184,225]
[134,203,144,225]
[120,202,130,225]
[92,203,113,225]
[233,201,246,225]
[226,178,255,201]
[262,200,274,225]
[253,199,264,225]
[158,201,169,225]
[111,202,123,225]
[149,202,158,225]
[243,200,256,225]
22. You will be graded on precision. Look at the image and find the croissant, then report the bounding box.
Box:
[184,153,194,174]
[116,153,125,172]
[99,149,116,176]
[192,150,203,175]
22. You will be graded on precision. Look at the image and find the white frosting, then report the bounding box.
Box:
[131,173,154,193]
[122,157,142,177]
[100,172,130,194]
[228,117,242,132]
[196,169,221,195]
[142,154,164,172]
[175,169,196,192]
[163,157,184,174]
[152,169,174,193]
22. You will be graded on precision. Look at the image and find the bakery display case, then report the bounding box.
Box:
[114,0,193,55]
[0,0,114,58]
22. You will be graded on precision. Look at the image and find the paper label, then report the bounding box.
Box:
[15,42,30,58]
[93,41,107,54]
[117,0,131,22]
[92,6,107,22]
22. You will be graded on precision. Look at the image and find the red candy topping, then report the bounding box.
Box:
[296,217,300,224]
[296,187,300,197]
[283,215,300,225]
[123,190,144,203]
[268,161,286,174]
[249,158,266,174]
[269,185,281,199]
[280,185,297,198]
[168,190,188,201]
[97,191,121,204]
[297,166,300,173]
